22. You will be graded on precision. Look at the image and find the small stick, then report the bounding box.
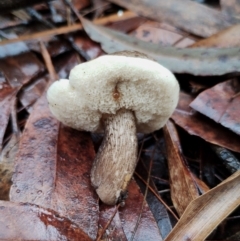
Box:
[39,41,58,80]
[0,10,136,46]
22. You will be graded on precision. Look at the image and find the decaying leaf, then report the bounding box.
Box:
[165,171,240,241]
[81,18,240,76]
[0,201,91,241]
[108,0,231,37]
[171,92,240,152]
[163,121,201,216]
[190,79,240,135]
[10,90,98,239]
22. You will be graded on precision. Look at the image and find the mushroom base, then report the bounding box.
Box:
[90,109,138,205]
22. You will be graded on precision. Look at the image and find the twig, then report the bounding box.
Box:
[39,41,58,80]
[0,10,136,46]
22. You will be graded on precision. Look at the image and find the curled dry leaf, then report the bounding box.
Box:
[171,92,240,153]
[163,120,201,216]
[0,201,91,241]
[108,0,231,37]
[190,79,240,135]
[165,171,240,241]
[81,18,240,76]
[10,91,98,239]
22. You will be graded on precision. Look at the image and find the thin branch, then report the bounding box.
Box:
[0,11,136,46]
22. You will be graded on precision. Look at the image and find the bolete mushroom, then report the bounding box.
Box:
[47,51,179,205]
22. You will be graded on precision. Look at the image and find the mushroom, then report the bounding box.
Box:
[47,51,179,205]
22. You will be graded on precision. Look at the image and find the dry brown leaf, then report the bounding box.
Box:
[191,24,240,48]
[81,18,240,76]
[165,171,240,241]
[0,201,91,241]
[190,79,240,135]
[171,92,240,152]
[108,0,231,37]
[10,90,98,239]
[163,120,200,216]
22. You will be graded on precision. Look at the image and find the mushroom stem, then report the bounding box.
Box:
[91,109,138,205]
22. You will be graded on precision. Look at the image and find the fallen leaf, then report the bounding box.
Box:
[0,133,20,200]
[108,0,231,37]
[165,170,240,241]
[0,45,44,87]
[0,81,16,150]
[131,20,194,47]
[163,120,200,216]
[0,201,91,241]
[190,79,240,135]
[190,24,240,48]
[99,205,127,240]
[119,179,163,241]
[10,90,98,239]
[171,92,240,152]
[81,18,240,76]
[220,0,240,22]
[19,75,49,112]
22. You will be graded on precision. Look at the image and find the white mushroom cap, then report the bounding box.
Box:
[47,54,179,133]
